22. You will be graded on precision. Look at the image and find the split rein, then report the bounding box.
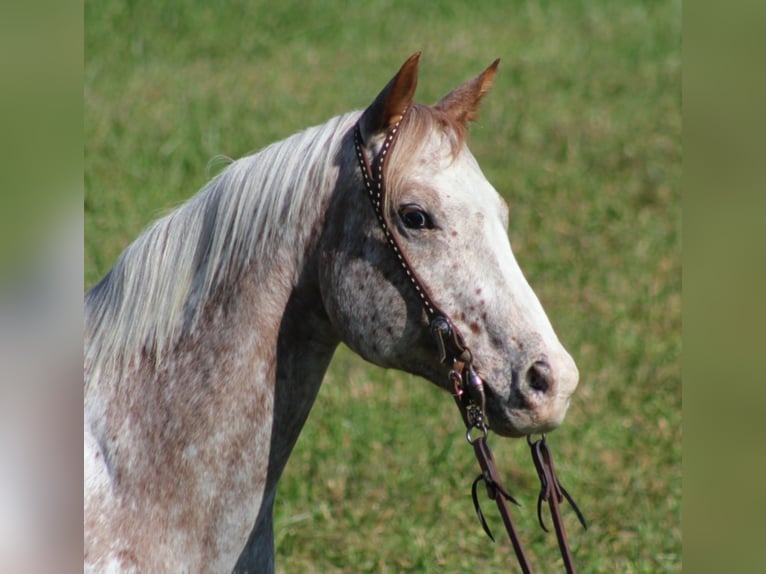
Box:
[353,112,587,573]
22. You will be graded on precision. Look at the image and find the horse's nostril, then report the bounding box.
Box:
[526,360,553,394]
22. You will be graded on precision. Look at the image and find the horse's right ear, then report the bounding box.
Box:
[358,52,421,145]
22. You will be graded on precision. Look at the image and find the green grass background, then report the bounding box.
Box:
[85,1,680,571]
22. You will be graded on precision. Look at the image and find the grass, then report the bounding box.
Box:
[85,0,681,571]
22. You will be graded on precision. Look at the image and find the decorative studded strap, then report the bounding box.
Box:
[353,113,470,364]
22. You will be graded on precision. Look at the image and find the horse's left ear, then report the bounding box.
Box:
[434,59,500,125]
[359,52,421,144]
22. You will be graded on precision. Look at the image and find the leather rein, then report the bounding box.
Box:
[353,110,587,573]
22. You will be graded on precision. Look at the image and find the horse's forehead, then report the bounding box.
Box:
[389,126,505,221]
[425,146,502,212]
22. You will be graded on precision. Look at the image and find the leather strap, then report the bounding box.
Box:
[529,435,588,574]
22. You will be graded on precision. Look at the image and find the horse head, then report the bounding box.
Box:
[319,53,578,438]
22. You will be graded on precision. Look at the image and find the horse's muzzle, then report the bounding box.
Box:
[487,348,579,437]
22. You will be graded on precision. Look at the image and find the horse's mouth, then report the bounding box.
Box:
[483,384,571,438]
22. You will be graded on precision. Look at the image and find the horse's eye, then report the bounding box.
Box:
[399,204,432,230]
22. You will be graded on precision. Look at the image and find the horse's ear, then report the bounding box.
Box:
[359,52,421,143]
[434,59,500,125]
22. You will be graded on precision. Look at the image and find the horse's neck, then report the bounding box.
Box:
[87,224,341,573]
[85,116,362,570]
[232,259,341,571]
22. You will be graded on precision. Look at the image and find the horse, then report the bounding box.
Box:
[84,53,579,573]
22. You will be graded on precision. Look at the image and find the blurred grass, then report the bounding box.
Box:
[85,1,680,572]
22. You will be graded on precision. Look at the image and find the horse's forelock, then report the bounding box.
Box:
[400,104,468,156]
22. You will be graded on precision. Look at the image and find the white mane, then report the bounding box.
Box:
[85,111,360,385]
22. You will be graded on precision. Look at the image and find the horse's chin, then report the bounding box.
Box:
[488,416,563,439]
[484,396,569,438]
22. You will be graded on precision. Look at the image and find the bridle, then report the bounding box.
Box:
[353,110,587,573]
